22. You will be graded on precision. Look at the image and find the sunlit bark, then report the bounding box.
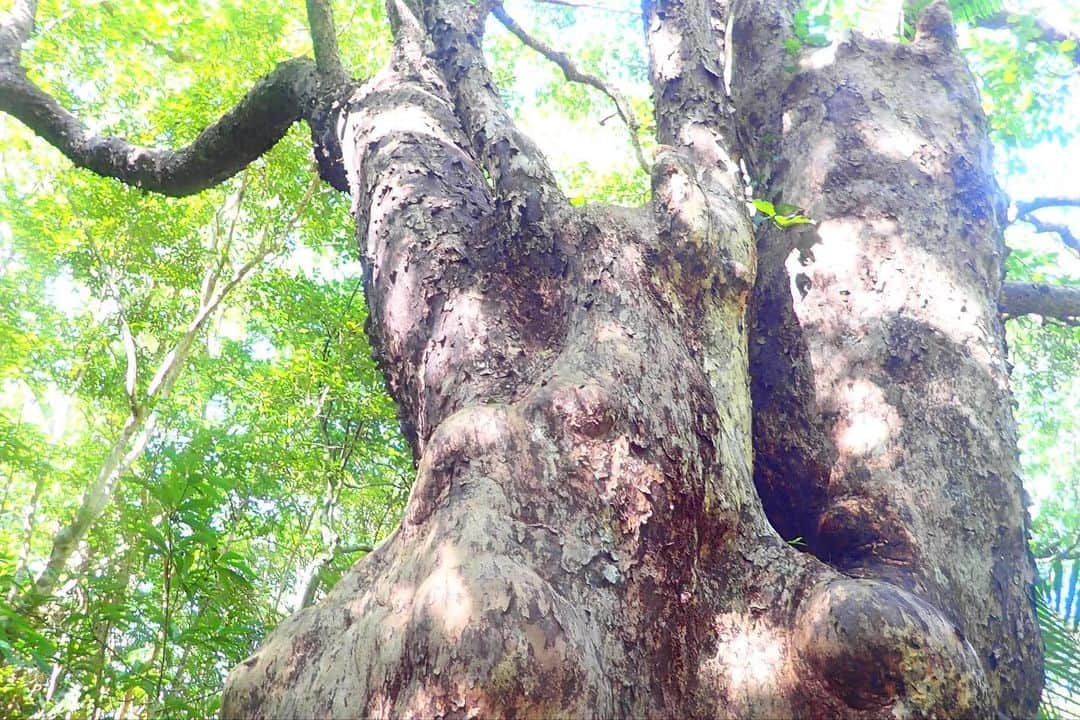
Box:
[0,0,1046,715]
[222,1,1042,718]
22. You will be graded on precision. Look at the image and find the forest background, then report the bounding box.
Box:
[0,0,1078,717]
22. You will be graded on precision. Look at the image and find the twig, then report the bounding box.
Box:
[530,0,638,15]
[493,3,649,173]
[1019,212,1080,257]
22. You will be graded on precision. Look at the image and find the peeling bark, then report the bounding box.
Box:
[221,2,1040,719]
[732,1,1042,716]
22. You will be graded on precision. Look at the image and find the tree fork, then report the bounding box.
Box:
[0,0,1048,716]
[219,0,1030,717]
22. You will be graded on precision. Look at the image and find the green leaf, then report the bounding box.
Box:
[773,214,815,228]
[752,199,776,216]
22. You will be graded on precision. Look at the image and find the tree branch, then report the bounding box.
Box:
[16,172,320,616]
[305,0,347,81]
[1016,196,1080,215]
[1019,212,1080,256]
[493,4,649,173]
[978,11,1080,66]
[413,0,567,235]
[0,0,37,63]
[335,543,373,555]
[97,2,193,64]
[108,279,141,414]
[0,57,319,196]
[1001,282,1080,323]
[529,0,638,16]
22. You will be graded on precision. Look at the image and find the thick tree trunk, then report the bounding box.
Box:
[731,2,1041,715]
[222,1,1041,717]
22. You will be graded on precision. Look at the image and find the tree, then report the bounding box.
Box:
[3,0,1078,716]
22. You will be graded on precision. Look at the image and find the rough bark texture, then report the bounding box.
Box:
[0,0,1047,712]
[220,0,1042,718]
[731,1,1042,716]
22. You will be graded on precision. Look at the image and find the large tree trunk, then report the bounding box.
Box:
[731,2,1042,715]
[221,0,1042,717]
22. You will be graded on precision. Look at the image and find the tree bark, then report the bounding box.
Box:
[220,0,1042,718]
[731,1,1042,715]
[0,0,1044,714]
[1002,282,1080,323]
[0,57,321,196]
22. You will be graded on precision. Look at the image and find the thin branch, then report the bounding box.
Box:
[117,303,139,411]
[93,257,141,413]
[1001,282,1080,323]
[305,0,347,81]
[335,543,373,555]
[98,1,193,64]
[1020,213,1080,256]
[202,172,250,307]
[978,11,1080,67]
[1015,196,1080,215]
[493,3,649,173]
[0,56,318,196]
[17,171,320,615]
[1036,531,1080,562]
[530,0,638,15]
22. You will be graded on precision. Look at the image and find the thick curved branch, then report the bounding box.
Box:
[0,57,319,197]
[978,11,1080,66]
[493,4,648,173]
[306,0,346,81]
[1001,282,1080,323]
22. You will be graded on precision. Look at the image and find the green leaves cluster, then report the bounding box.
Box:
[751,198,815,230]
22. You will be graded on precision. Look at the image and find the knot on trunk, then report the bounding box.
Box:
[795,578,991,717]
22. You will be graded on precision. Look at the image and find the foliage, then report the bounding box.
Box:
[0,1,409,717]
[751,199,815,230]
[1037,583,1080,719]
